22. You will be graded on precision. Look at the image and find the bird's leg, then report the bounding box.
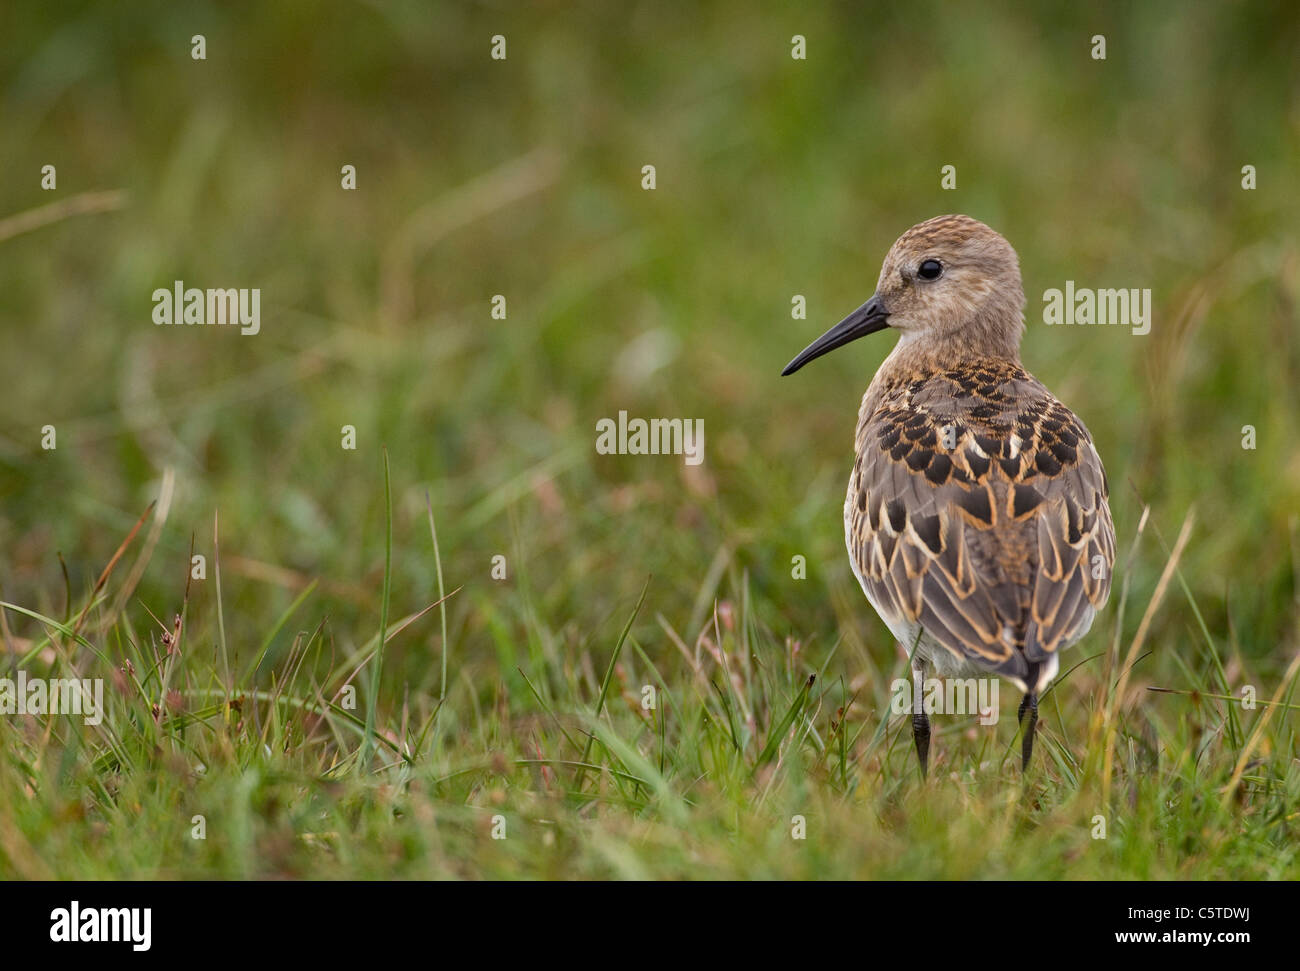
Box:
[911,653,930,778]
[1017,691,1038,771]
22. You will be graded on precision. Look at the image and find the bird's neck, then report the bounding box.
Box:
[859,328,1023,419]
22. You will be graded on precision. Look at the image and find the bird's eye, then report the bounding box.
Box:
[917,259,943,280]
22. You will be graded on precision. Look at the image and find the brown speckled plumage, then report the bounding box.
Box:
[783,214,1115,773]
[848,356,1113,678]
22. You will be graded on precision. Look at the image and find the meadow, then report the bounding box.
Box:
[0,1,1297,879]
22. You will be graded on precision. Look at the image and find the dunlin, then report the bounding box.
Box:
[783,214,1115,774]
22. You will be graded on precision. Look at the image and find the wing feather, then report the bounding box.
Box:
[847,359,1115,679]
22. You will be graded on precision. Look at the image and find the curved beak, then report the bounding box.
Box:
[781,295,890,376]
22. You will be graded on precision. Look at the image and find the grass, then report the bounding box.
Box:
[0,1,1298,879]
[0,458,1296,879]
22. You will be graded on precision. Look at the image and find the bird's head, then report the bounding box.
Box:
[782,214,1026,376]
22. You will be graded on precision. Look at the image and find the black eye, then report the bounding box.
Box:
[917,259,943,280]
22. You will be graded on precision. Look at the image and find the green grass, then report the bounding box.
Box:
[1,456,1296,879]
[0,0,1298,879]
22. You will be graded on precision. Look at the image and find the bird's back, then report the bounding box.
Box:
[845,355,1115,690]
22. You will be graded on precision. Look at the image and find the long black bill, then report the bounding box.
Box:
[780,295,890,376]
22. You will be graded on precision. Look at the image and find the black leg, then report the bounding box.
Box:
[911,656,930,778]
[1018,692,1038,771]
[912,712,931,777]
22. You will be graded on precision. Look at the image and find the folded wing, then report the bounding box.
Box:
[847,362,1115,681]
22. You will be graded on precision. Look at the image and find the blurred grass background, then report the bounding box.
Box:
[0,1,1297,878]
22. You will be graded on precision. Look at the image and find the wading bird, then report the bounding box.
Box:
[782,214,1114,774]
